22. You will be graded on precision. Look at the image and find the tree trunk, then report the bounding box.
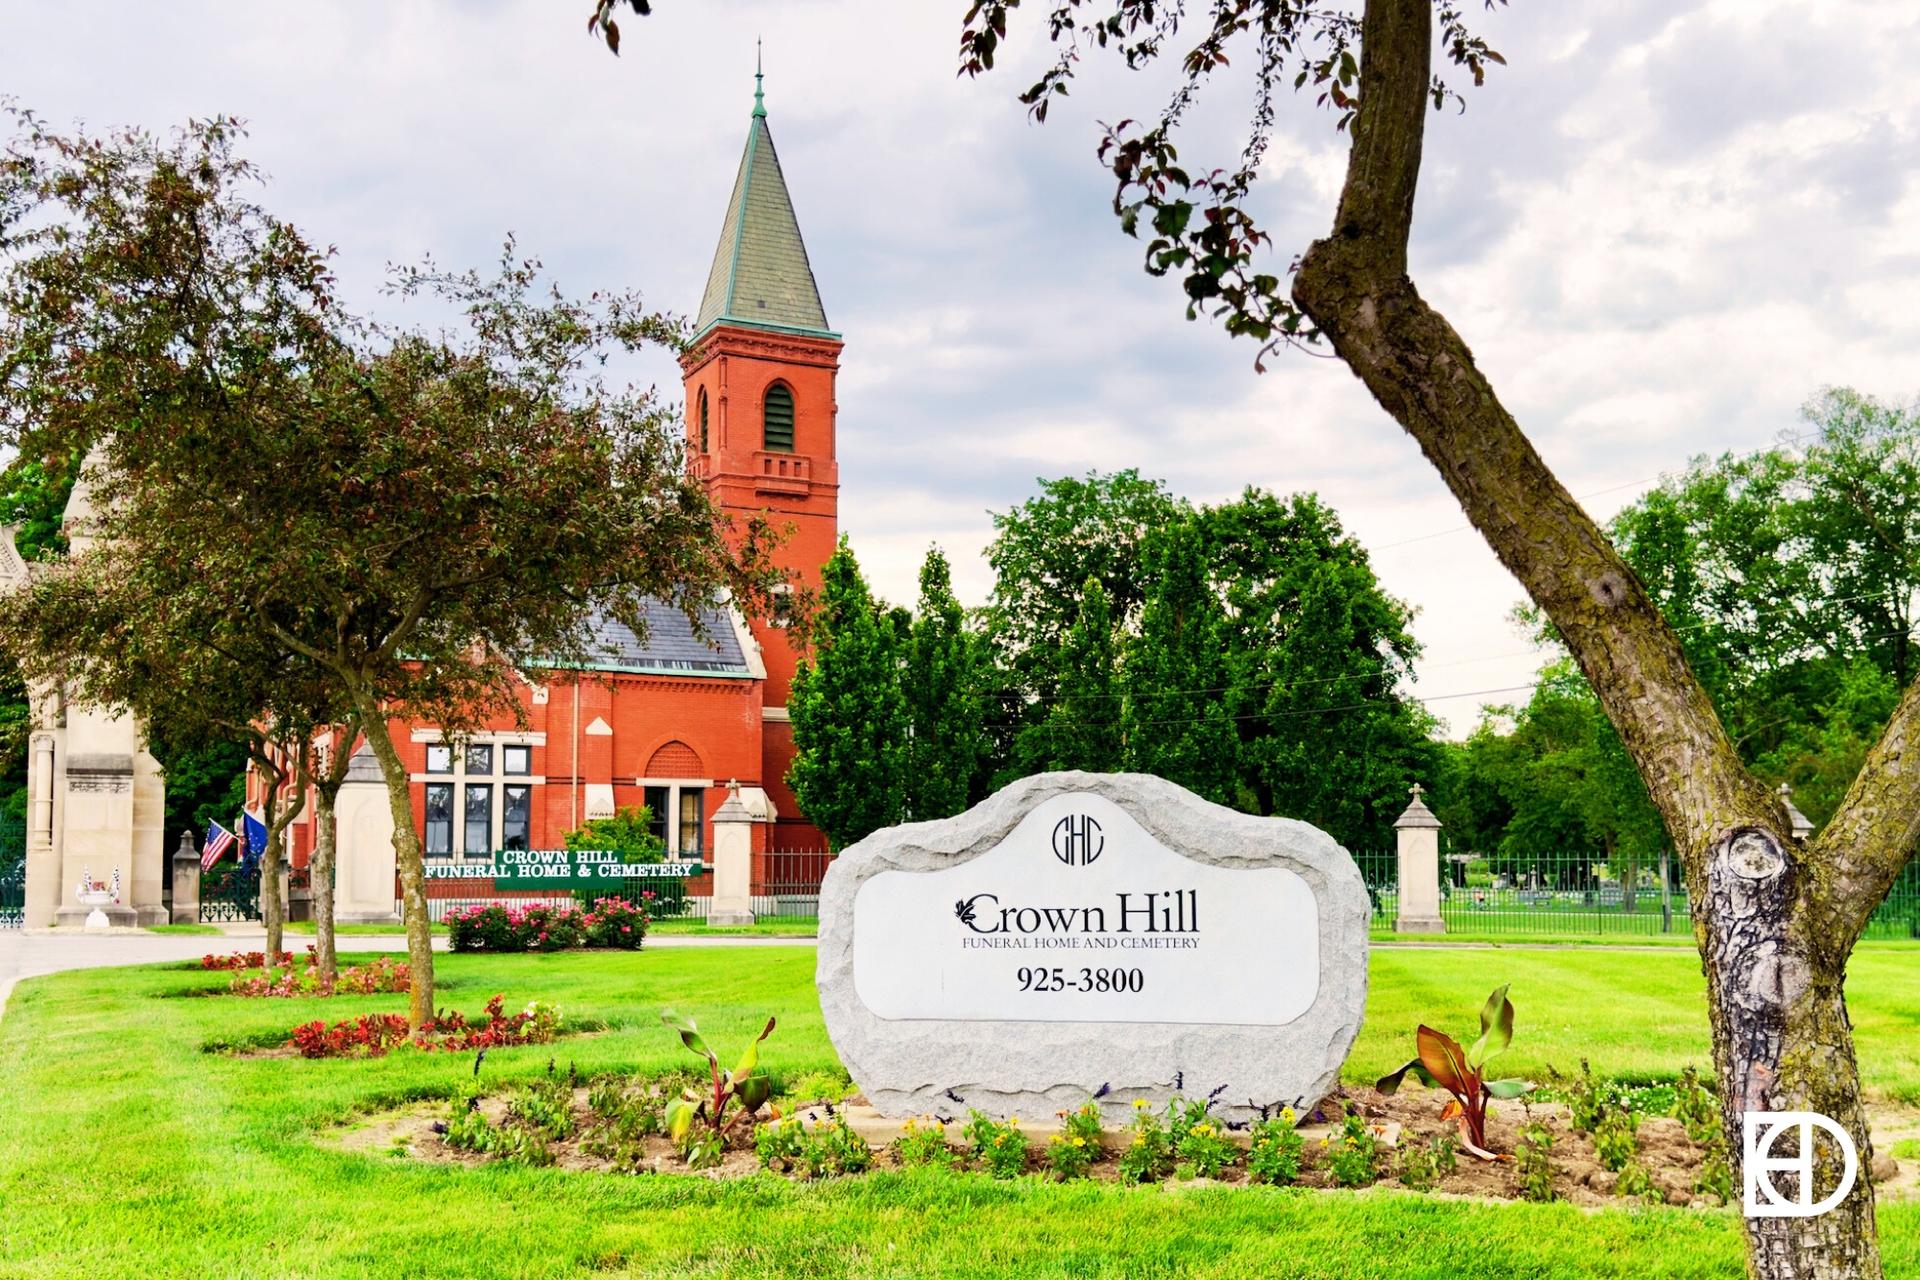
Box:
[260,814,283,962]
[312,781,339,983]
[1697,827,1878,1279]
[355,704,435,1029]
[1288,1,1898,1272]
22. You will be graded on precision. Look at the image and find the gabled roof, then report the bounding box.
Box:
[577,602,753,678]
[694,76,834,340]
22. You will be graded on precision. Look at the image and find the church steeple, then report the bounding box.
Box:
[694,66,833,340]
[682,67,844,850]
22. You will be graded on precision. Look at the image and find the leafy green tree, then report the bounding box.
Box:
[1121,518,1237,804]
[0,115,775,1026]
[901,548,989,820]
[788,540,909,849]
[563,805,666,859]
[1205,490,1431,847]
[986,470,1184,707]
[1011,577,1124,777]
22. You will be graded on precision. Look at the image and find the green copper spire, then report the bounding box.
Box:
[693,57,834,340]
[753,39,766,119]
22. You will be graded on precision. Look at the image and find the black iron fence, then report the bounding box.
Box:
[200,860,263,923]
[1358,848,1920,939]
[0,816,21,929]
[398,849,835,925]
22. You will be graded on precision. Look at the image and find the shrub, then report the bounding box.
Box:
[1695,1131,1735,1205]
[228,953,410,998]
[291,1012,412,1058]
[579,896,650,949]
[800,1114,872,1178]
[894,1117,956,1169]
[507,1079,576,1140]
[1514,1115,1558,1202]
[1376,984,1533,1158]
[1593,1107,1638,1173]
[1396,1133,1458,1191]
[201,950,293,970]
[447,903,594,953]
[1046,1130,1095,1180]
[660,1010,777,1141]
[1325,1114,1380,1188]
[1672,1066,1720,1144]
[678,1128,724,1170]
[755,1117,807,1172]
[1247,1108,1305,1186]
[444,1101,492,1153]
[1175,1116,1236,1180]
[963,1111,1027,1179]
[1616,1156,1662,1205]
[288,995,561,1058]
[1117,1099,1172,1185]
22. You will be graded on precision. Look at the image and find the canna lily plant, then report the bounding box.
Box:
[1376,984,1534,1160]
[661,1009,778,1141]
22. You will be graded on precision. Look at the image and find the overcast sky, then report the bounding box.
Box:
[5,0,1916,734]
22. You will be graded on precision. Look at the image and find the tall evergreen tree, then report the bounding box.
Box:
[1012,577,1124,775]
[788,539,909,849]
[901,548,988,820]
[1121,520,1238,804]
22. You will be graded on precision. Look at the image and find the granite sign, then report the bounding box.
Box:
[817,772,1370,1124]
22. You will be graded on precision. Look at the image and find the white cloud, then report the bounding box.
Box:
[5,0,1916,737]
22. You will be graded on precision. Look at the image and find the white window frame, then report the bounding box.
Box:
[635,777,713,862]
[415,733,546,863]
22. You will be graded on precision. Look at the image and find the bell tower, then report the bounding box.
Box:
[682,66,840,848]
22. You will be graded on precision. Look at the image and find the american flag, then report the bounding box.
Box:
[201,820,237,871]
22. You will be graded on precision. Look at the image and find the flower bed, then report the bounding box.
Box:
[290,995,562,1059]
[339,1077,1821,1209]
[228,953,410,998]
[447,898,649,954]
[201,951,295,971]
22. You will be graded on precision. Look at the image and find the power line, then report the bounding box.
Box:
[1369,418,1915,554]
[976,586,1910,708]
[985,625,1919,735]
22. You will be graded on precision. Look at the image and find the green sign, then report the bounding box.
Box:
[492,848,705,889]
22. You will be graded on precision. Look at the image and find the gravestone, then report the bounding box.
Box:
[817,772,1370,1125]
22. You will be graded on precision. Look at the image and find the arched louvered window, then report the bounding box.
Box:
[763,382,795,452]
[697,389,709,453]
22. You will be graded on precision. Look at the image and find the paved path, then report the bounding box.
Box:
[0,929,804,1024]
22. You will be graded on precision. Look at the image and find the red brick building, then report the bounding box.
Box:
[265,78,839,903]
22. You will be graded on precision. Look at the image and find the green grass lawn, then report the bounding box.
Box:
[3,945,1918,1278]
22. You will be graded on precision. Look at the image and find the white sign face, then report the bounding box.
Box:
[851,792,1320,1026]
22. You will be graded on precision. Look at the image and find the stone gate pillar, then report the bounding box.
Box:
[707,780,759,926]
[170,829,201,925]
[1393,783,1446,934]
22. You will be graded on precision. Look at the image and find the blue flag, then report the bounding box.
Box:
[242,809,269,857]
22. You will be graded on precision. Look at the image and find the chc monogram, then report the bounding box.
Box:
[1742,1111,1860,1218]
[1051,814,1104,866]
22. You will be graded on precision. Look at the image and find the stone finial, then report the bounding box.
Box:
[176,829,197,857]
[712,779,753,825]
[1394,782,1442,830]
[1777,782,1814,840]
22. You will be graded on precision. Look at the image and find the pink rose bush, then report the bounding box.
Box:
[447,897,650,953]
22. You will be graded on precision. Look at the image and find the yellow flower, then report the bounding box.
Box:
[1319,1138,1330,1147]
[1071,1136,1085,1147]
[1133,1099,1150,1110]
[1009,1116,1021,1127]
[1280,1107,1296,1125]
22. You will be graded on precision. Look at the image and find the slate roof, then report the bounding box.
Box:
[694,79,833,339]
[577,602,752,677]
